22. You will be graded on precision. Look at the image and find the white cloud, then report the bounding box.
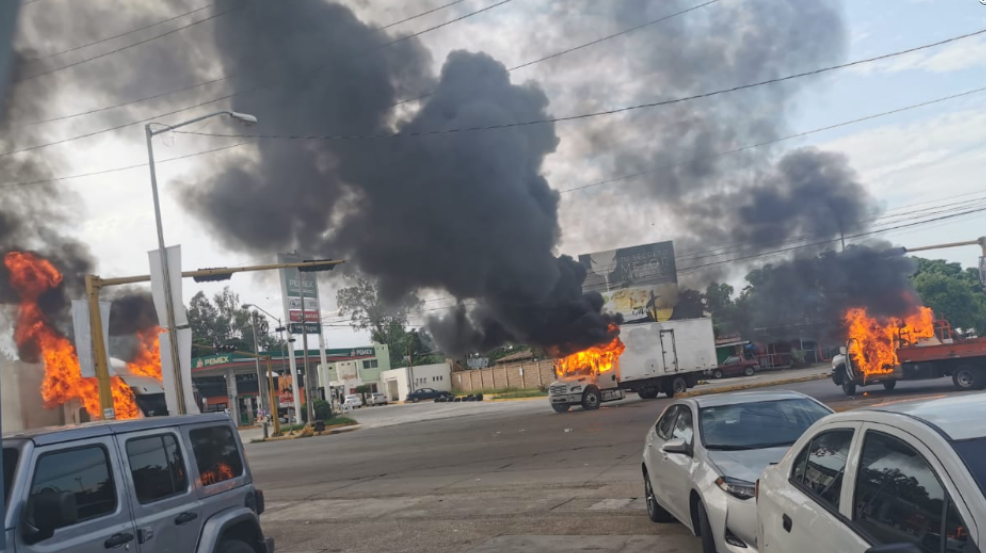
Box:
[851,36,986,75]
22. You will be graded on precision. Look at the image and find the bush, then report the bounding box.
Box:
[301,399,333,423]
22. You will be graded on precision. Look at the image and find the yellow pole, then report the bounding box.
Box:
[86,275,115,420]
[266,356,280,435]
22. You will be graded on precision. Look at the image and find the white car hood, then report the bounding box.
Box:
[706,446,790,483]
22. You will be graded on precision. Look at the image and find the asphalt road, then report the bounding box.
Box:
[246,374,972,553]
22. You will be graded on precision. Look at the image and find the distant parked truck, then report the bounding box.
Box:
[548,318,718,412]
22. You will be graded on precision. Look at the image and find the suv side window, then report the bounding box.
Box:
[30,446,116,524]
[126,434,189,503]
[672,407,694,445]
[853,431,976,553]
[791,429,853,510]
[190,426,244,486]
[656,406,679,440]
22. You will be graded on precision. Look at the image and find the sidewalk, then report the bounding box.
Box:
[683,363,831,397]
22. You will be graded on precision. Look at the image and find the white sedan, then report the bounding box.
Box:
[757,393,986,553]
[643,390,832,553]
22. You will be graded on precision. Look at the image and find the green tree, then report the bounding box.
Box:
[910,257,986,334]
[336,274,431,367]
[187,287,284,357]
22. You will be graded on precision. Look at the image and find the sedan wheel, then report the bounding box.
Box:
[743,366,755,377]
[644,471,674,523]
[712,369,723,379]
[696,500,717,553]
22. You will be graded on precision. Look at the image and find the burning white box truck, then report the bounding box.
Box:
[547,318,717,413]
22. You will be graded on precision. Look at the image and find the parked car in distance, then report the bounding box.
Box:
[643,390,832,553]
[3,413,272,553]
[709,354,759,379]
[343,394,363,409]
[406,388,453,403]
[757,394,986,553]
[366,392,388,406]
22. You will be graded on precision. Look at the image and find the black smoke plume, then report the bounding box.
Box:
[169,1,622,355]
[737,243,920,341]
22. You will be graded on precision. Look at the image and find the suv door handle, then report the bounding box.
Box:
[782,514,793,532]
[104,532,134,548]
[174,511,199,525]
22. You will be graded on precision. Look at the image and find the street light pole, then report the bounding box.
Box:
[144,110,258,415]
[248,312,266,420]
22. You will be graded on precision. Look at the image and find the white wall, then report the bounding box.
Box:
[379,362,451,402]
[2,360,65,432]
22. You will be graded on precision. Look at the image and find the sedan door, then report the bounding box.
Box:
[659,405,697,524]
[645,406,680,514]
[759,422,865,553]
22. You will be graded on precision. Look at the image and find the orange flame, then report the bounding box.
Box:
[845,306,935,379]
[200,462,235,486]
[127,326,163,380]
[4,251,141,420]
[555,326,626,379]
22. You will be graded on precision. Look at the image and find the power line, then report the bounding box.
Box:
[509,0,719,72]
[0,139,254,190]
[0,82,979,204]
[389,0,721,107]
[174,27,986,142]
[677,204,986,274]
[0,0,516,157]
[370,0,470,33]
[16,6,240,83]
[560,84,986,194]
[26,2,216,61]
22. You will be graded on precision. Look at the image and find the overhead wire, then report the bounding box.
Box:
[0,0,517,157]
[173,26,986,142]
[391,0,722,106]
[15,5,240,83]
[26,2,217,61]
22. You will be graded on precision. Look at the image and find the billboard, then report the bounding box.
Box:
[278,252,322,334]
[578,241,678,322]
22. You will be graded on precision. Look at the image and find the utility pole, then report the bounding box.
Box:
[85,259,343,418]
[299,283,315,426]
[248,312,266,425]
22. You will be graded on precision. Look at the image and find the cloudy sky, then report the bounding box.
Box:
[4,0,986,349]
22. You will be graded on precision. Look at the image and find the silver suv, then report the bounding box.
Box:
[3,413,273,553]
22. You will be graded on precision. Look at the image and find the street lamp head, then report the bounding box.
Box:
[229,111,258,126]
[242,304,254,309]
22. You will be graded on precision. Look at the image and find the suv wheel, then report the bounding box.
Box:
[218,540,255,553]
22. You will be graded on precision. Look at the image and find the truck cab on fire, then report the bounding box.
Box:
[548,318,717,412]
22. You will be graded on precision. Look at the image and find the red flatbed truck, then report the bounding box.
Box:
[833,319,986,395]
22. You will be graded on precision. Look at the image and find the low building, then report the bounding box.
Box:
[315,344,391,402]
[379,362,452,403]
[189,344,390,426]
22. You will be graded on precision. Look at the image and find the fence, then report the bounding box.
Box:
[451,359,558,393]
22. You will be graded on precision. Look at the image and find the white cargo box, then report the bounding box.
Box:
[617,318,717,383]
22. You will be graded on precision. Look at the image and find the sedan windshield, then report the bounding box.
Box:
[700,399,832,450]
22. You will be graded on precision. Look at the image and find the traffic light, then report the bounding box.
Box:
[193,268,233,283]
[297,259,337,272]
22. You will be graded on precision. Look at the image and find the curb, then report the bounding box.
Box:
[679,372,830,398]
[486,395,548,402]
[251,424,360,443]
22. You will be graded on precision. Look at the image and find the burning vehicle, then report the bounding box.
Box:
[3,251,165,425]
[833,306,986,396]
[548,318,717,412]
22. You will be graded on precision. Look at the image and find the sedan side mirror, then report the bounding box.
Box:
[865,544,923,553]
[22,490,78,544]
[661,438,690,456]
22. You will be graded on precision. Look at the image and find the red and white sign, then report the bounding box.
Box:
[288,309,320,323]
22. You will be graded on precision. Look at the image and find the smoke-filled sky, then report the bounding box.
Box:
[2,0,986,351]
